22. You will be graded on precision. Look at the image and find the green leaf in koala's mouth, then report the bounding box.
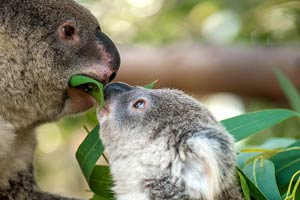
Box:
[69,75,104,108]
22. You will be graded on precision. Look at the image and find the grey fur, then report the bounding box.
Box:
[98,86,243,200]
[0,0,120,199]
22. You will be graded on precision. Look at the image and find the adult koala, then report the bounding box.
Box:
[0,0,120,199]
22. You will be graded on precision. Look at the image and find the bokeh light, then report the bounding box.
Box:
[202,11,240,44]
[37,124,62,154]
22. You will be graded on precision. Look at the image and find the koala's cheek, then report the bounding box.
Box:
[98,103,113,125]
[98,105,109,118]
[98,113,109,125]
[99,121,116,146]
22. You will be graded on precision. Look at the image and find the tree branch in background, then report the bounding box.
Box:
[116,45,300,101]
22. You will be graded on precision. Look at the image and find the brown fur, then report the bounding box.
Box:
[0,0,120,199]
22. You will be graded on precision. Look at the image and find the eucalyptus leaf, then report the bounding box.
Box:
[236,167,267,200]
[90,165,114,199]
[274,68,300,112]
[237,169,251,200]
[91,194,108,200]
[270,140,300,188]
[242,160,281,200]
[76,125,104,183]
[221,109,300,141]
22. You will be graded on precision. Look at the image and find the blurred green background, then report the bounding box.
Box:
[35,0,300,199]
[79,0,300,45]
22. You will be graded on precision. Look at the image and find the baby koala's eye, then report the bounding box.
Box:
[133,99,146,110]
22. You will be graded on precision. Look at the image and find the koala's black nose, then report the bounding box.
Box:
[104,82,133,99]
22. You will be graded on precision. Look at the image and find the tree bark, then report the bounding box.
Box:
[115,45,300,101]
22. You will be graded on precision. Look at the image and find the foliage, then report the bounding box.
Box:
[75,70,300,199]
[232,69,300,200]
[78,0,300,45]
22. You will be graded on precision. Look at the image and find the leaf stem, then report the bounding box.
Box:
[84,125,90,134]
[284,170,300,200]
[102,153,109,165]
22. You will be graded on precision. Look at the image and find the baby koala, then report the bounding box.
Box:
[98,82,243,200]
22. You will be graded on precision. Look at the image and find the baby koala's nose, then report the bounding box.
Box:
[104,82,133,99]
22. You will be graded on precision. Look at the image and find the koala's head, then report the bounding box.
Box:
[99,83,237,200]
[0,0,120,128]
[98,82,218,145]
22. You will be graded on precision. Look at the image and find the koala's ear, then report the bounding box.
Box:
[171,128,229,200]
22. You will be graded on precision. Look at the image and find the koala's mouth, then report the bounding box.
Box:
[65,75,105,114]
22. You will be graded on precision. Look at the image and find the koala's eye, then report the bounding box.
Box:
[62,25,75,38]
[58,22,80,44]
[133,99,146,110]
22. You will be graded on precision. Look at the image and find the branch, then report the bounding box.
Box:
[116,45,300,101]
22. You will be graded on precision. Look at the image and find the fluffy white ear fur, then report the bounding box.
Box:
[172,136,221,200]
